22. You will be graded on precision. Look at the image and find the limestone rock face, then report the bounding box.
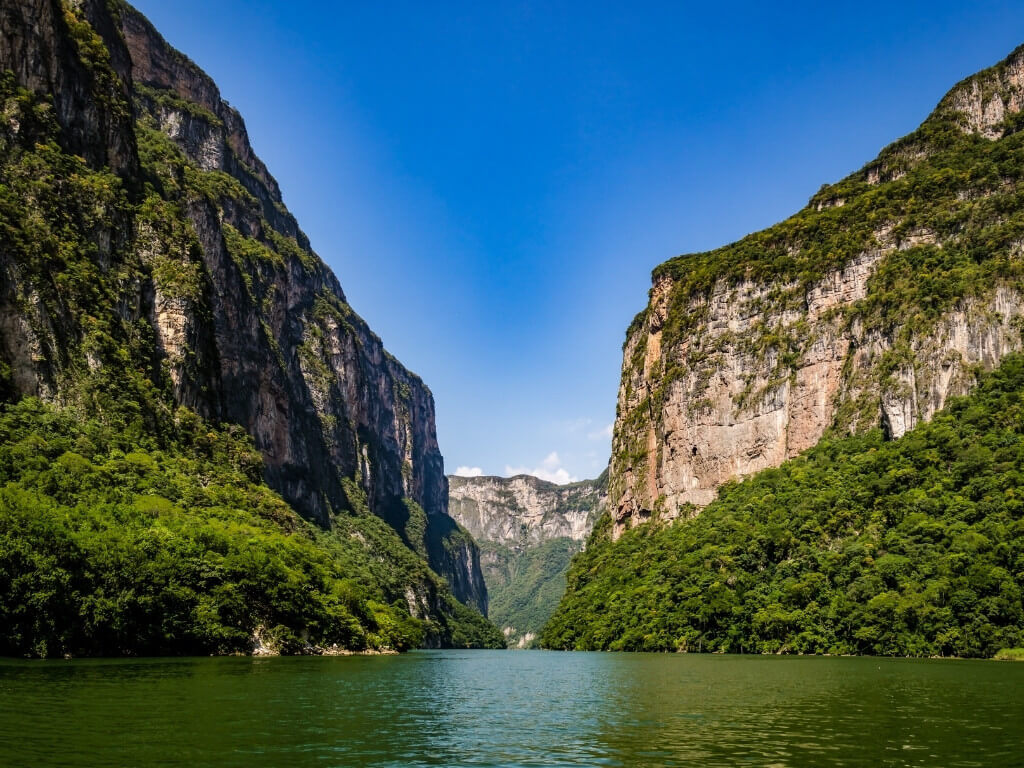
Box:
[946,48,1024,139]
[0,0,486,613]
[448,472,606,646]
[449,473,606,547]
[610,44,1024,539]
[615,256,1023,537]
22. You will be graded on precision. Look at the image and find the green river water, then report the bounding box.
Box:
[0,650,1021,767]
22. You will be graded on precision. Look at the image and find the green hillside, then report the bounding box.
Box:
[0,398,502,657]
[543,356,1024,658]
[482,537,583,647]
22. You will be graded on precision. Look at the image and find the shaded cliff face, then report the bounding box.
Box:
[448,472,606,647]
[611,44,1024,538]
[121,5,449,532]
[0,0,486,617]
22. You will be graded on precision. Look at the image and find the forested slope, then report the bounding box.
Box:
[544,356,1024,658]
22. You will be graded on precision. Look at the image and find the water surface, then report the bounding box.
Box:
[1,650,1021,767]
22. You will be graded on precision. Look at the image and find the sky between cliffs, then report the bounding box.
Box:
[132,0,1024,484]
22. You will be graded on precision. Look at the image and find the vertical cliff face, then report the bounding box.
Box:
[449,473,606,547]
[0,0,137,178]
[0,0,486,615]
[611,44,1024,538]
[449,472,606,646]
[119,5,448,529]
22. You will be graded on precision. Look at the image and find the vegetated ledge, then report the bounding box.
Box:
[994,648,1024,661]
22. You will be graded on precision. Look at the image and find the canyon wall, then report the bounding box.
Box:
[449,472,606,646]
[0,0,486,614]
[610,44,1024,537]
[449,473,605,547]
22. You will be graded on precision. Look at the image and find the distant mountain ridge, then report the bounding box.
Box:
[449,472,605,546]
[449,471,606,647]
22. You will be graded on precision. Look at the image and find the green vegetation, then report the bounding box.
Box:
[62,3,130,118]
[994,647,1024,661]
[448,472,607,647]
[544,356,1024,658]
[0,71,166,426]
[483,538,582,648]
[0,399,412,656]
[134,83,222,127]
[0,398,502,657]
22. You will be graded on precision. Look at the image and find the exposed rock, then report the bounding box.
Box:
[449,473,605,546]
[0,0,138,177]
[945,47,1024,139]
[615,261,1023,537]
[250,626,399,657]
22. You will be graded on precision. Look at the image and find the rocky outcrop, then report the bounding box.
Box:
[944,46,1024,139]
[0,0,487,614]
[610,44,1024,538]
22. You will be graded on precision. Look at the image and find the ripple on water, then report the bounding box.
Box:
[0,652,1021,767]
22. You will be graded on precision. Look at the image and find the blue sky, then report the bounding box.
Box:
[132,0,1024,483]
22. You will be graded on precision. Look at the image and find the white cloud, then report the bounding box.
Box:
[454,466,484,478]
[587,423,613,441]
[505,452,578,485]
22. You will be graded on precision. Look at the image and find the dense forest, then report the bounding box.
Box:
[0,398,502,657]
[481,537,583,647]
[543,356,1024,657]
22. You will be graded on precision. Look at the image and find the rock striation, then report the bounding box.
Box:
[611,44,1024,538]
[0,0,486,616]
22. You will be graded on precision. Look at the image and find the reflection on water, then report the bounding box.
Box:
[0,651,1021,767]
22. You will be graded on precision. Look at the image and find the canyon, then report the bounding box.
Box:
[449,472,606,647]
[3,0,1024,663]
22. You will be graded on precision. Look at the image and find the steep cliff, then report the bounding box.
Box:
[0,0,498,653]
[449,473,605,547]
[543,43,1024,657]
[449,472,606,647]
[611,44,1024,537]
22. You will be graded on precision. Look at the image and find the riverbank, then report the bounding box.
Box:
[250,628,399,657]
